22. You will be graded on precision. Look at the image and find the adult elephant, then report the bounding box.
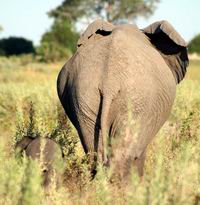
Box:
[57,19,188,180]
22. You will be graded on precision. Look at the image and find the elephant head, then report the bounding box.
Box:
[16,137,63,187]
[77,19,115,47]
[142,20,189,83]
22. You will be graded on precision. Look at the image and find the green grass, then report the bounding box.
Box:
[0,56,200,204]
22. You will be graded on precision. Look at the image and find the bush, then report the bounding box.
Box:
[0,37,35,56]
[37,42,72,62]
[14,100,90,191]
[188,34,200,54]
[37,18,78,62]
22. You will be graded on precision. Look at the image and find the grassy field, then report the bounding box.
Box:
[0,57,200,205]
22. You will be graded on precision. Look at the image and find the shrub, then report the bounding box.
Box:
[14,100,90,192]
[37,18,78,62]
[188,34,200,54]
[0,37,35,56]
[37,42,72,62]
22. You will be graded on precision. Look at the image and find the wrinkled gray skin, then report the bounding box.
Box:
[16,137,63,187]
[57,19,188,181]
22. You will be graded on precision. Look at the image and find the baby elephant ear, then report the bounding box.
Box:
[142,20,189,83]
[78,19,114,47]
[15,136,33,153]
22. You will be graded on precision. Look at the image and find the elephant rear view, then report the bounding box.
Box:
[57,19,188,180]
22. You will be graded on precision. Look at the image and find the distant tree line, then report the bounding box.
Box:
[0,0,160,61]
[1,2,200,61]
[37,0,160,62]
[188,34,200,54]
[12,1,200,62]
[1,0,200,61]
[0,37,35,56]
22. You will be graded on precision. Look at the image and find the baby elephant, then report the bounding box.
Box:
[16,137,63,187]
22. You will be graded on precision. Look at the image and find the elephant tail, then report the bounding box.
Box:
[100,96,112,166]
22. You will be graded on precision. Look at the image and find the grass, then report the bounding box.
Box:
[0,56,200,204]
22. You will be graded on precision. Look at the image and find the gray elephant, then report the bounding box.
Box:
[57,19,188,180]
[16,137,63,187]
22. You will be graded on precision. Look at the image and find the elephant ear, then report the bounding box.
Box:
[142,20,189,83]
[15,136,34,154]
[77,19,115,47]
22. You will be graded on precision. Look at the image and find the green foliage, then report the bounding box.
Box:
[49,0,160,22]
[189,34,200,54]
[11,89,90,193]
[39,0,160,62]
[17,159,43,205]
[0,142,43,205]
[13,98,81,162]
[50,106,79,158]
[14,101,40,144]
[38,19,78,62]
[37,42,71,62]
[0,37,35,56]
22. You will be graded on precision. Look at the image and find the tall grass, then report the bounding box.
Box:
[0,57,200,204]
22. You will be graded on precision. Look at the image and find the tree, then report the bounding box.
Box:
[188,34,200,54]
[49,0,160,23]
[41,0,159,62]
[37,18,78,62]
[0,37,35,56]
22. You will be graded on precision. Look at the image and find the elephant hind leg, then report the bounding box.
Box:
[108,133,147,183]
[134,150,146,177]
[109,152,146,185]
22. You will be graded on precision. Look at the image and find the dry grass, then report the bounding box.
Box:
[0,56,200,204]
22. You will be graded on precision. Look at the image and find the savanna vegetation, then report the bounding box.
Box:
[189,34,200,54]
[0,56,200,204]
[0,0,200,204]
[0,0,160,62]
[0,37,35,56]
